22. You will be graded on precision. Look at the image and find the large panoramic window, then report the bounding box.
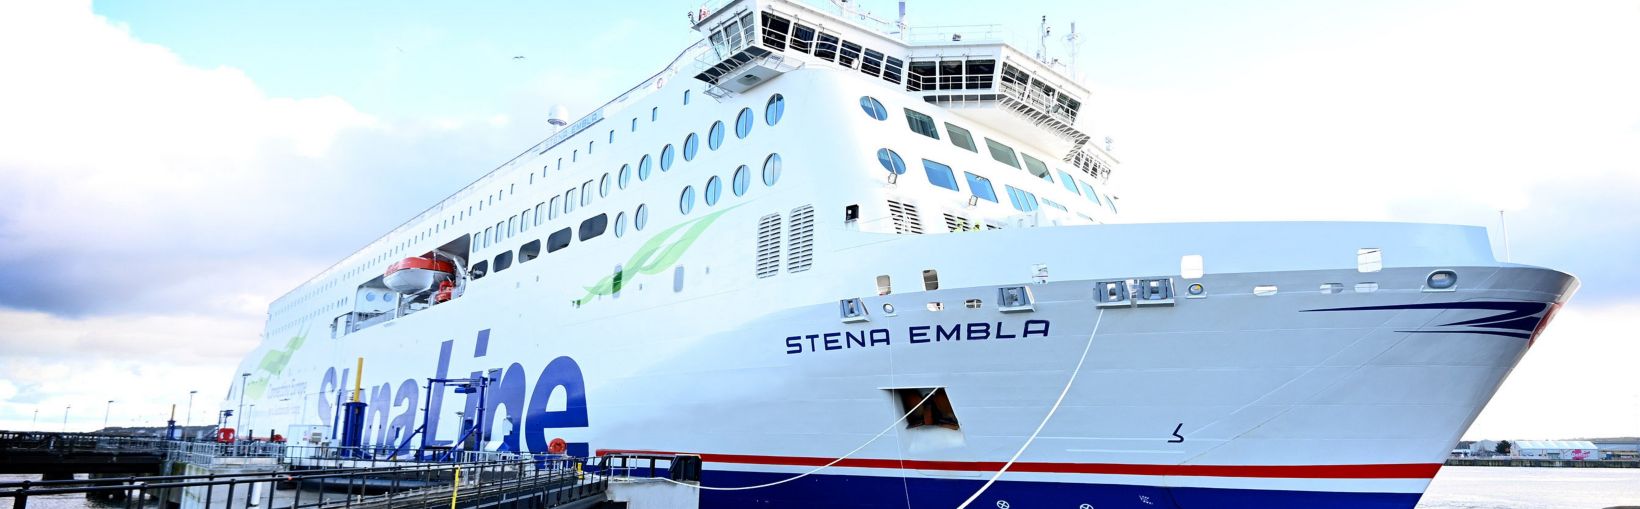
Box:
[984,138,1021,168]
[922,159,959,191]
[964,172,998,202]
[904,109,939,140]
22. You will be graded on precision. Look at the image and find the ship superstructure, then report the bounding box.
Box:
[227,1,1577,508]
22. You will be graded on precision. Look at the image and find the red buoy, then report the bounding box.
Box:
[548,438,567,455]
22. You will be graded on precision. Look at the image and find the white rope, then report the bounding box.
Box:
[656,383,941,491]
[955,308,1106,509]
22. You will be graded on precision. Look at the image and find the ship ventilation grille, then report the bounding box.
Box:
[887,200,924,234]
[756,213,782,278]
[787,205,816,273]
[943,213,974,232]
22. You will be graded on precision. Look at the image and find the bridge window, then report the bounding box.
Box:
[945,123,977,152]
[922,159,958,191]
[904,109,939,139]
[985,138,1020,168]
[859,96,887,121]
[861,48,884,77]
[965,172,998,203]
[790,23,816,54]
[761,12,791,50]
[1021,153,1053,181]
[547,227,572,253]
[839,40,862,67]
[816,32,840,61]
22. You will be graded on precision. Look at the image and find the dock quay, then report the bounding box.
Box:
[1444,457,1640,468]
[0,431,702,509]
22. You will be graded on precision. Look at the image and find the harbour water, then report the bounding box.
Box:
[4,466,1637,508]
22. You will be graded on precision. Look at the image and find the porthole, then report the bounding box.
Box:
[735,107,754,139]
[599,173,612,197]
[708,121,725,150]
[660,144,676,171]
[859,96,887,121]
[614,211,627,237]
[635,204,649,231]
[876,148,906,174]
[763,153,782,186]
[618,164,632,189]
[732,165,750,196]
[765,94,784,125]
[638,154,653,181]
[705,176,722,205]
[683,133,699,161]
[679,186,696,215]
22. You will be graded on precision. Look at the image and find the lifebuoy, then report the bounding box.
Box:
[548,437,567,455]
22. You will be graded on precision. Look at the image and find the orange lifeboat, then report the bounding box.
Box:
[384,257,455,294]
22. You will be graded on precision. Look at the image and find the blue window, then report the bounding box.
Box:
[618,164,632,189]
[660,144,675,171]
[630,118,637,132]
[638,155,653,181]
[1106,195,1118,213]
[1057,171,1081,195]
[635,204,649,231]
[763,153,782,186]
[876,148,906,174]
[705,176,722,205]
[1005,185,1039,212]
[984,138,1020,168]
[859,96,887,120]
[735,107,754,139]
[600,173,612,197]
[732,165,750,196]
[1041,198,1068,211]
[651,107,658,121]
[679,186,696,215]
[922,159,959,191]
[614,211,627,237]
[965,172,998,202]
[684,133,699,161]
[708,121,726,150]
[765,94,784,125]
[684,89,691,105]
[1077,181,1102,205]
[1021,153,1053,181]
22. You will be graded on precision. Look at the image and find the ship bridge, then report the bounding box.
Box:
[688,0,1114,181]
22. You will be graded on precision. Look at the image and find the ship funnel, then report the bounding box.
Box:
[548,104,570,132]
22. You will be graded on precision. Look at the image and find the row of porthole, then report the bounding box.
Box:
[678,154,784,214]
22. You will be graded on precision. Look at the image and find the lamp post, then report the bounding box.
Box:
[62,405,71,432]
[185,390,198,428]
[32,408,38,428]
[102,400,115,431]
[236,372,250,436]
[246,404,255,440]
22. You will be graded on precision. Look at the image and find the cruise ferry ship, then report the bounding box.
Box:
[223,1,1578,507]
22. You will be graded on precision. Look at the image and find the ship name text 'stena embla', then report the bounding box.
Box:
[224,1,1577,507]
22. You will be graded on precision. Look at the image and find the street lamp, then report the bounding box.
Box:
[102,400,115,431]
[32,408,38,428]
[61,405,71,432]
[236,372,250,436]
[185,390,198,428]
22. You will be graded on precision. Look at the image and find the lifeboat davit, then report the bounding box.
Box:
[383,257,455,294]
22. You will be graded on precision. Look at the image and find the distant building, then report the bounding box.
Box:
[1510,440,1599,460]
[1591,439,1638,460]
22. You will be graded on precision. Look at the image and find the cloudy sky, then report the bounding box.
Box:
[0,0,1635,440]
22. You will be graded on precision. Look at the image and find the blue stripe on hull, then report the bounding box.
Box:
[699,470,1424,509]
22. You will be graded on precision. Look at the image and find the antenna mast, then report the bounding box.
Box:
[1065,21,1083,82]
[1037,16,1051,64]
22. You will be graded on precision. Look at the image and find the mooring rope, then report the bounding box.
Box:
[955,308,1106,509]
[656,376,942,491]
